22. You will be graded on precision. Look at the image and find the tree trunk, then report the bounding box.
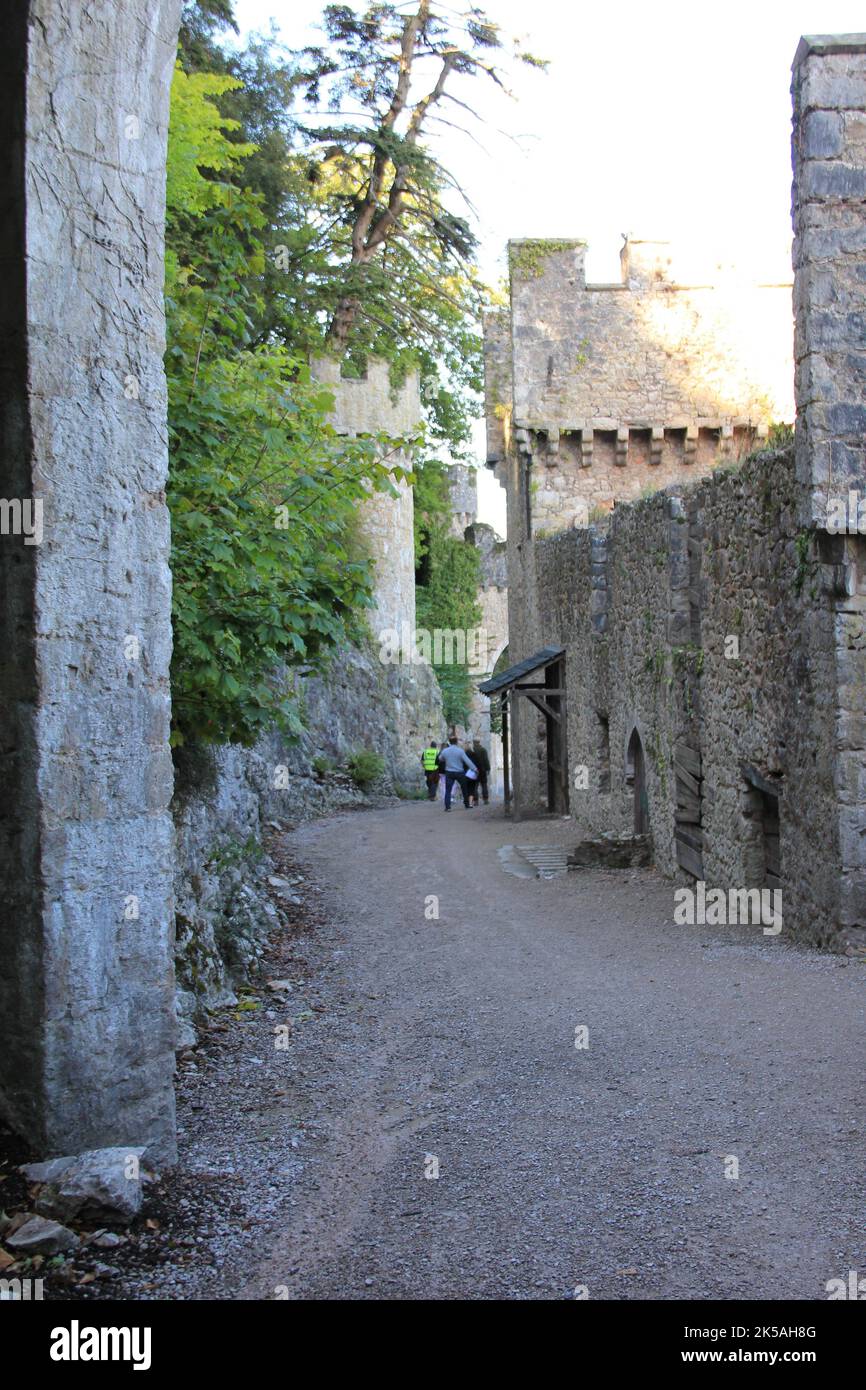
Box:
[327,289,362,356]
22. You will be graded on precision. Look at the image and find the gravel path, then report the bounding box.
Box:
[72,798,864,1302]
[228,800,866,1301]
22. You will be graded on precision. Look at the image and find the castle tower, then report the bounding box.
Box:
[311,358,444,774]
[312,357,419,639]
[486,235,795,535]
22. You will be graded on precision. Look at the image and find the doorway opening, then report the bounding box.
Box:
[543,657,568,814]
[742,764,782,891]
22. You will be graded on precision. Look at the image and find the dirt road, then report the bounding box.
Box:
[188,799,864,1302]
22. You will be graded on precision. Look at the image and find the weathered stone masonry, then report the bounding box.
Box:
[0,1,184,1160]
[487,236,794,534]
[531,446,843,943]
[793,35,866,934]
[487,35,866,948]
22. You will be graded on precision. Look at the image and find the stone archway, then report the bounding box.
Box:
[0,1,183,1162]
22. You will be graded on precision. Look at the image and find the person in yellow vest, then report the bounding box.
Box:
[421,738,441,801]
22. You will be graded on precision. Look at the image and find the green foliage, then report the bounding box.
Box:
[509,239,585,281]
[166,5,543,744]
[672,643,704,677]
[347,748,386,789]
[165,64,254,218]
[487,645,510,735]
[415,526,482,727]
[794,530,814,596]
[768,421,795,449]
[178,0,237,72]
[173,4,546,457]
[206,833,264,873]
[412,457,482,725]
[412,457,452,564]
[165,60,411,747]
[397,785,427,801]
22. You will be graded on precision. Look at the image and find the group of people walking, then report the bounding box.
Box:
[421,735,491,811]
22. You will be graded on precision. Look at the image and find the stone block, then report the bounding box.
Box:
[568,834,653,870]
[801,161,866,201]
[803,109,844,159]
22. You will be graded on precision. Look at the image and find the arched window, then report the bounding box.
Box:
[626,727,649,835]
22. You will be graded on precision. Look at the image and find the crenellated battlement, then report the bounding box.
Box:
[311,356,421,437]
[487,235,795,535]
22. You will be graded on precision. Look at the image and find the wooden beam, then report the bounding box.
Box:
[675,825,704,852]
[522,690,562,724]
[501,697,511,813]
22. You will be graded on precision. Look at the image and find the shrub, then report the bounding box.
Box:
[347,749,386,790]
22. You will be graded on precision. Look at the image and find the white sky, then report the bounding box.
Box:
[232,0,866,533]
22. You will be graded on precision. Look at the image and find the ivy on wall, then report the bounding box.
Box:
[413,460,481,727]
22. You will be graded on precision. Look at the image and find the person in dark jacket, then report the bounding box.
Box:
[438,736,474,811]
[467,738,491,805]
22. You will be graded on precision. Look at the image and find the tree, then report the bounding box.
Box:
[165,5,543,739]
[175,5,544,455]
[178,0,236,72]
[165,60,415,746]
[295,3,544,354]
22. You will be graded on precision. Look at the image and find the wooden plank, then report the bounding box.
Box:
[674,764,702,798]
[676,840,704,879]
[676,787,702,810]
[675,825,704,852]
[674,743,702,777]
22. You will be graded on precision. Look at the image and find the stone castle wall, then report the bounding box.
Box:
[487,237,794,534]
[792,34,866,929]
[0,6,444,1164]
[488,34,866,949]
[521,446,845,945]
[0,0,182,1162]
